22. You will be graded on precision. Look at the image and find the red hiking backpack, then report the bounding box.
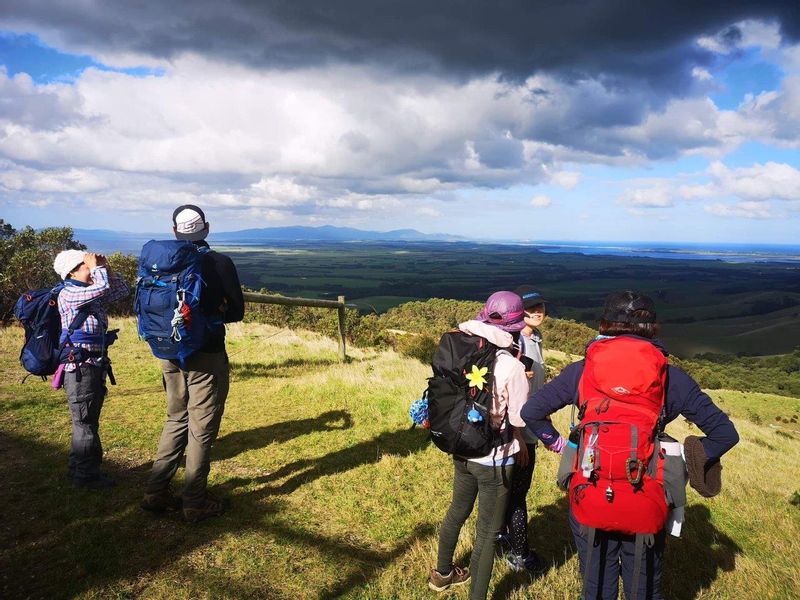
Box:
[568,336,669,535]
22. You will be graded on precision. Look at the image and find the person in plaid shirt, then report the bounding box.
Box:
[53,249,129,488]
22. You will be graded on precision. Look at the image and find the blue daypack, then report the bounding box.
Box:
[134,240,214,364]
[14,284,91,378]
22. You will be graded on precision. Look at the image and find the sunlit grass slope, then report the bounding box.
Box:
[1,319,799,599]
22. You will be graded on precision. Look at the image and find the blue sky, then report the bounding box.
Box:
[0,5,798,244]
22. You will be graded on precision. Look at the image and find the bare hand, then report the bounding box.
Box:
[516,439,529,467]
[84,253,99,269]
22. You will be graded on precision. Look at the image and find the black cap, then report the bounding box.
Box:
[514,285,547,309]
[601,290,657,324]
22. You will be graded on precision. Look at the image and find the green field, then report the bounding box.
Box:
[2,319,799,599]
[222,242,800,357]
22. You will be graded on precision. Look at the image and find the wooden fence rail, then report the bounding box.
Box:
[242,291,355,362]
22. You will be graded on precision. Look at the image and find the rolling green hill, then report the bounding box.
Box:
[1,320,799,599]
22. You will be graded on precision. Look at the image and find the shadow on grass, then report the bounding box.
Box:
[231,355,371,381]
[490,495,573,599]
[223,426,430,496]
[0,419,432,599]
[662,504,742,600]
[214,410,354,460]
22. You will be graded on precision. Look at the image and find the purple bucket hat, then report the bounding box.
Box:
[476,291,526,332]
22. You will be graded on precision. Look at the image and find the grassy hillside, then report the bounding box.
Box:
[1,320,799,599]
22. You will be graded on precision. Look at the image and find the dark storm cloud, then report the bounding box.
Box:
[2,1,799,89]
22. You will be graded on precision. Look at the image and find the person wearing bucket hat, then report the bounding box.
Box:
[429,291,531,599]
[520,290,739,600]
[53,249,130,488]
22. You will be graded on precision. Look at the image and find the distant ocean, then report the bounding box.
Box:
[74,229,800,265]
[525,241,800,264]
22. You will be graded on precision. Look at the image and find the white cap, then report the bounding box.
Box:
[53,250,86,280]
[172,204,208,241]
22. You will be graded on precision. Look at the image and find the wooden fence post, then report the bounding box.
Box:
[337,295,347,362]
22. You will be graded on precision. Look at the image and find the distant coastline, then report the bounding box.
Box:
[74,227,800,265]
[524,241,800,264]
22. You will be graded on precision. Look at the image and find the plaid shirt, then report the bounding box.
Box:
[58,266,130,370]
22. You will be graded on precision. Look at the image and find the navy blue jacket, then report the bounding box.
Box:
[520,336,739,461]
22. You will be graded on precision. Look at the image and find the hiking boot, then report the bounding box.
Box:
[141,489,182,513]
[182,493,228,524]
[72,473,116,489]
[428,566,470,592]
[504,551,547,576]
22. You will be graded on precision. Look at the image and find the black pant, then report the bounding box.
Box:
[437,458,512,600]
[502,442,537,556]
[570,509,666,599]
[64,365,107,480]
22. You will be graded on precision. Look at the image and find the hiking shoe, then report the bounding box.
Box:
[504,551,547,575]
[428,566,470,592]
[141,489,183,513]
[182,493,228,524]
[72,473,116,489]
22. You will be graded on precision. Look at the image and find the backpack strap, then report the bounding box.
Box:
[629,533,654,600]
[581,525,596,599]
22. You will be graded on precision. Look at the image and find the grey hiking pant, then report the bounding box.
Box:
[64,364,107,481]
[146,351,229,507]
[437,457,512,600]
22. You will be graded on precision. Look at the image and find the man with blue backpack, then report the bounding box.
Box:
[52,249,129,488]
[139,205,244,523]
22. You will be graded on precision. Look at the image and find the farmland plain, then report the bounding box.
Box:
[223,241,800,357]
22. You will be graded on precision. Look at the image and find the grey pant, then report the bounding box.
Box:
[64,365,107,480]
[437,458,512,600]
[146,351,229,507]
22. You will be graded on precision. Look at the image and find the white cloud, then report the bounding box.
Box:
[708,161,800,201]
[619,187,673,208]
[530,194,552,208]
[0,31,798,230]
[691,67,713,81]
[550,170,580,189]
[704,201,772,219]
[697,20,782,55]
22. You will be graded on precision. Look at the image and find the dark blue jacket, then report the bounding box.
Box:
[520,336,739,461]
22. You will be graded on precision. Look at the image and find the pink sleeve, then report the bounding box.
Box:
[503,361,530,428]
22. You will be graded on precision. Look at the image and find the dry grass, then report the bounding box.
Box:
[0,319,798,599]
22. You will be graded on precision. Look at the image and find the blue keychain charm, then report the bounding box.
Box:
[467,408,483,423]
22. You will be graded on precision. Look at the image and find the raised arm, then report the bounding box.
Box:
[59,264,111,309]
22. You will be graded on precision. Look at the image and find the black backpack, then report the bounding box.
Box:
[426,330,512,457]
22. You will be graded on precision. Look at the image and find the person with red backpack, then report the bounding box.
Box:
[428,291,531,600]
[521,291,739,600]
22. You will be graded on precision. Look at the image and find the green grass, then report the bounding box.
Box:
[1,319,799,599]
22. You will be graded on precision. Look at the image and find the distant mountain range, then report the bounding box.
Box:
[73,225,468,253]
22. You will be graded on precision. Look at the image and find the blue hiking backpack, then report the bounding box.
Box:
[134,240,215,365]
[14,284,91,379]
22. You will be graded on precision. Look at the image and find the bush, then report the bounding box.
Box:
[0,220,86,321]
